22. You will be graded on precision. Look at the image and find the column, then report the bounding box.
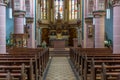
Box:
[51,9,53,22]
[83,0,89,48]
[26,17,35,48]
[85,17,94,48]
[80,28,82,47]
[77,27,81,46]
[65,9,67,22]
[14,11,26,34]
[93,11,105,48]
[36,28,39,46]
[38,28,40,45]
[13,0,26,34]
[0,2,6,53]
[77,0,80,19]
[37,2,40,20]
[36,27,40,46]
[39,28,42,45]
[51,0,54,22]
[113,2,120,53]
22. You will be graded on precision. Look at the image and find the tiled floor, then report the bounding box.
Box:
[45,57,77,80]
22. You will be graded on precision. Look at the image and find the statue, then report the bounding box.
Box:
[42,40,47,48]
[57,33,62,39]
[57,12,61,19]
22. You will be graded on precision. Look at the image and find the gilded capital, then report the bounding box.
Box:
[26,17,34,23]
[85,17,93,24]
[93,10,106,18]
[13,10,26,17]
[112,0,120,6]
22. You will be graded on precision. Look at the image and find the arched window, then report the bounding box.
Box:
[40,0,48,19]
[14,0,20,10]
[98,0,105,10]
[88,0,93,16]
[25,0,30,17]
[54,0,64,19]
[14,0,25,11]
[69,0,78,20]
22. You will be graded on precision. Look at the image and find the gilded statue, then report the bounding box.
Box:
[57,33,62,39]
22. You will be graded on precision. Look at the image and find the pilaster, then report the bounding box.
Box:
[26,17,35,48]
[93,10,105,48]
[113,1,120,53]
[13,10,26,34]
[85,17,94,48]
[0,1,7,53]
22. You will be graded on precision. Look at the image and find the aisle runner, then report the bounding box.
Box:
[45,57,77,80]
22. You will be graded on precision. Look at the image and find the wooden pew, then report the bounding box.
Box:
[0,48,49,80]
[70,48,112,73]
[0,57,34,80]
[101,63,120,80]
[0,63,29,80]
[84,56,120,80]
[69,48,120,80]
[9,48,49,78]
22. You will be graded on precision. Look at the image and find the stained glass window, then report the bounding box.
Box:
[25,0,30,17]
[40,0,48,19]
[88,0,93,15]
[54,0,64,19]
[69,0,78,20]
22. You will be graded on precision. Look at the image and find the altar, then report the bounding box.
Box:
[53,39,65,49]
[49,12,69,49]
[49,34,69,48]
[49,38,69,48]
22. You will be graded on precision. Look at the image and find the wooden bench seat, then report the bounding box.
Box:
[70,48,112,72]
[0,48,49,80]
[69,48,120,80]
[0,63,29,80]
[101,63,120,80]
[83,56,120,80]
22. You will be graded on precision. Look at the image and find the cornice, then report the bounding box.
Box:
[85,17,93,24]
[112,0,120,6]
[26,17,34,23]
[93,10,106,18]
[13,10,26,17]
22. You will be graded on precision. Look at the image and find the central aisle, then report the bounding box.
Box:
[45,57,77,80]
